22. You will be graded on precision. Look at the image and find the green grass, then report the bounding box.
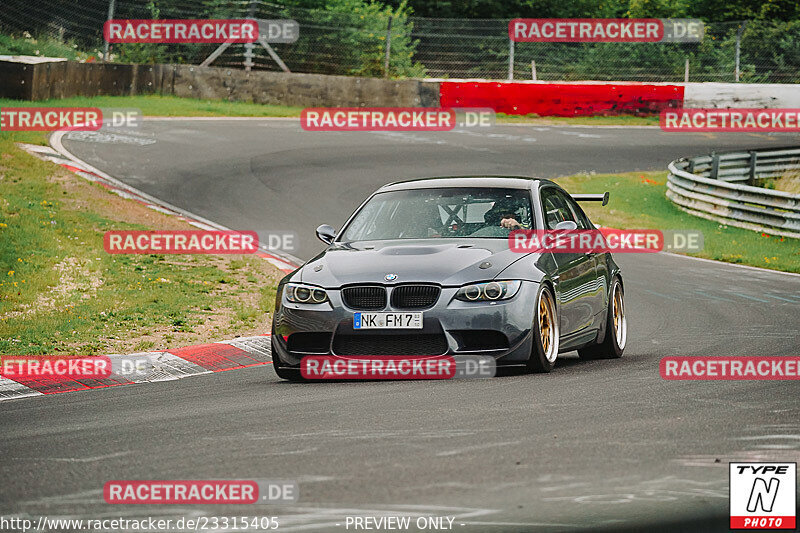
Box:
[496,113,660,126]
[133,339,156,351]
[0,131,280,355]
[0,32,101,62]
[558,171,800,273]
[0,95,304,118]
[0,95,662,125]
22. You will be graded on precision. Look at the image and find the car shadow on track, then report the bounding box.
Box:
[265,351,620,383]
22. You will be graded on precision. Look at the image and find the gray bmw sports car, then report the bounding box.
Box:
[271,176,627,380]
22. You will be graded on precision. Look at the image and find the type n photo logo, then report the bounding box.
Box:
[730,462,796,529]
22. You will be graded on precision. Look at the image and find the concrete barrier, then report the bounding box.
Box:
[170,66,439,107]
[682,83,800,109]
[435,80,800,116]
[438,80,684,116]
[2,58,798,115]
[0,59,440,108]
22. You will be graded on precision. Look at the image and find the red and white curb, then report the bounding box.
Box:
[4,130,302,402]
[0,335,274,402]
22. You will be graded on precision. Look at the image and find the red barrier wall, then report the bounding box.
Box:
[439,81,684,117]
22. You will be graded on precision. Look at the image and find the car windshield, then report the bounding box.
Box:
[340,187,534,241]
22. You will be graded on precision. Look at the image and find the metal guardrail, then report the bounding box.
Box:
[666,146,800,239]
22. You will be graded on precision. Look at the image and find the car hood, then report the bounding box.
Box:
[297,239,536,287]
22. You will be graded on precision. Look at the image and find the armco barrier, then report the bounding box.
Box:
[439,81,684,116]
[666,147,800,238]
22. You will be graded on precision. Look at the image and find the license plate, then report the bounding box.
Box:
[353,312,423,329]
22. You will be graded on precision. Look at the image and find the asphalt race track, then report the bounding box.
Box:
[54,119,798,259]
[2,121,799,532]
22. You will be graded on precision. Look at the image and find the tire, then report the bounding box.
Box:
[578,276,626,360]
[271,338,306,382]
[526,284,560,373]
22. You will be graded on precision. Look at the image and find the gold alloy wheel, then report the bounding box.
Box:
[612,283,627,350]
[538,289,558,362]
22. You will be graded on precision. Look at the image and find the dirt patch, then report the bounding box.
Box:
[49,168,195,231]
[109,255,284,354]
[2,256,103,320]
[12,156,288,354]
[772,171,800,195]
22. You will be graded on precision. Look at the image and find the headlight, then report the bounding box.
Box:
[455,280,521,302]
[285,283,329,304]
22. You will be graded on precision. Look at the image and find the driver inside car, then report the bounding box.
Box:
[484,201,529,230]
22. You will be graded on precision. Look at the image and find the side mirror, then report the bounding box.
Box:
[316,224,337,245]
[554,220,578,231]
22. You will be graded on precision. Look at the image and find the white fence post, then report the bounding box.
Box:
[384,16,393,78]
[734,22,746,82]
[508,38,515,80]
[102,0,115,62]
[244,0,257,72]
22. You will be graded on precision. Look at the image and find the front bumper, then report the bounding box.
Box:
[271,281,539,367]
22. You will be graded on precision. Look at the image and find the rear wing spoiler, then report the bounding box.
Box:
[571,192,609,206]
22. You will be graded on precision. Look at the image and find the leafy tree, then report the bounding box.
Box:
[739,19,800,82]
[113,1,177,63]
[279,0,425,77]
[685,0,800,22]
[627,0,690,18]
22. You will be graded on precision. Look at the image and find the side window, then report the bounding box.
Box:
[565,197,594,230]
[540,188,577,230]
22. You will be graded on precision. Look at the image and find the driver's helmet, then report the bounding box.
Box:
[484,197,525,225]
